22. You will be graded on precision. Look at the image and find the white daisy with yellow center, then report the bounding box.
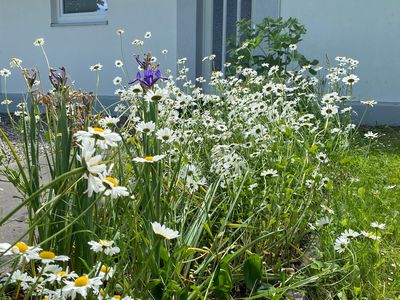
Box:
[75,127,122,150]
[96,263,114,280]
[0,241,41,260]
[88,239,120,256]
[151,222,180,240]
[28,250,69,264]
[101,175,130,199]
[41,265,78,283]
[133,155,165,163]
[62,275,103,299]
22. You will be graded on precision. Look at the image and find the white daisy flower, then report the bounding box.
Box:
[371,222,385,230]
[360,99,377,107]
[99,116,120,128]
[132,39,144,46]
[0,241,41,261]
[364,131,379,140]
[133,155,165,163]
[100,175,129,199]
[28,250,69,264]
[113,76,122,85]
[95,263,114,280]
[361,231,381,240]
[42,266,78,283]
[288,44,297,51]
[342,229,360,238]
[151,222,180,240]
[62,275,103,300]
[321,104,338,117]
[0,68,11,77]
[384,184,396,190]
[342,74,359,85]
[131,83,143,94]
[88,240,120,256]
[76,127,122,149]
[144,89,164,103]
[10,57,23,68]
[33,38,45,46]
[9,270,34,284]
[76,139,107,175]
[136,121,156,135]
[115,60,123,68]
[334,236,349,253]
[320,204,334,215]
[156,128,175,143]
[260,169,278,177]
[90,63,103,71]
[1,99,12,105]
[144,31,152,39]
[315,216,332,227]
[86,173,104,197]
[116,28,125,35]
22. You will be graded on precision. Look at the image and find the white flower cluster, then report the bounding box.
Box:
[210,145,246,187]
[0,240,129,299]
[74,126,129,198]
[334,221,385,253]
[180,163,206,193]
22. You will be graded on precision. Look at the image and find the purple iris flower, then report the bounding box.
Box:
[129,54,166,89]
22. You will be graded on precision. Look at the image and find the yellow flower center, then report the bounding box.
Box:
[105,176,118,187]
[113,296,121,300]
[100,265,111,273]
[93,127,105,133]
[74,276,89,287]
[39,251,56,260]
[15,242,28,253]
[99,239,110,245]
[57,271,67,276]
[43,298,49,300]
[144,156,154,162]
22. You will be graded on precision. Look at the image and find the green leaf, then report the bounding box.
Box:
[309,144,319,155]
[325,180,334,191]
[310,260,324,270]
[147,280,163,300]
[159,244,170,263]
[357,187,366,197]
[213,261,233,300]
[243,253,263,290]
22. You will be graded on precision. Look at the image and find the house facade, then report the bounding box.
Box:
[0,0,399,124]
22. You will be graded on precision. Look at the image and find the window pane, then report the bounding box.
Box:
[226,1,238,60]
[63,0,108,14]
[212,0,224,71]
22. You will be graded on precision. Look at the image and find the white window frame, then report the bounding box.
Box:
[51,0,108,26]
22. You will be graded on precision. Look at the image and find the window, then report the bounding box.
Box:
[211,0,252,71]
[51,0,108,26]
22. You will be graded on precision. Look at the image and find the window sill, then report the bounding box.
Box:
[51,20,108,27]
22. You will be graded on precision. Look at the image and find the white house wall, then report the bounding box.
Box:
[0,0,178,96]
[280,0,400,104]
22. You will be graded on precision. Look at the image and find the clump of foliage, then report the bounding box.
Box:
[226,17,319,75]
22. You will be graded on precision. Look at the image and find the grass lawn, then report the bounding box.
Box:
[312,126,400,299]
